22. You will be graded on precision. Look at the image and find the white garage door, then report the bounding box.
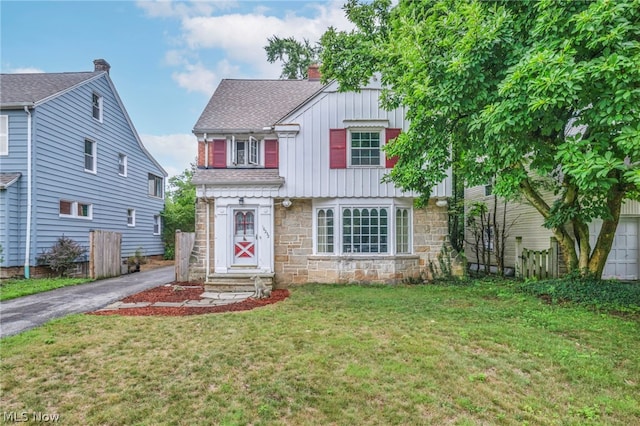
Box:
[590,218,639,280]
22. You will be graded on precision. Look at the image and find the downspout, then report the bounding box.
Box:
[23,106,32,278]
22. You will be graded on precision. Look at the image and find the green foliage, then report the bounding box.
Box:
[320,0,640,278]
[519,277,640,315]
[161,165,196,260]
[36,235,87,277]
[264,35,322,79]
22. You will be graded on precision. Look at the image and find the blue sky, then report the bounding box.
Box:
[1,0,352,178]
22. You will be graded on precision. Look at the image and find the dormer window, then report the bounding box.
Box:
[232,136,259,166]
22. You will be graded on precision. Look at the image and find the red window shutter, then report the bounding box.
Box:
[264,139,279,168]
[329,129,347,169]
[197,141,205,168]
[212,139,227,168]
[385,128,401,168]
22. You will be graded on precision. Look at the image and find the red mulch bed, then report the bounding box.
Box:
[89,283,290,317]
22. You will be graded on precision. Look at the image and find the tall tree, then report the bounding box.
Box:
[264,35,322,79]
[161,164,196,259]
[320,0,640,278]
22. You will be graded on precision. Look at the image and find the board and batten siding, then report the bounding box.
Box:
[276,82,452,199]
[1,74,165,267]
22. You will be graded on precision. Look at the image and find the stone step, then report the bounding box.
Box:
[205,272,273,293]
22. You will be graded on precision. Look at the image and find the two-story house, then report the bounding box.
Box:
[189,67,455,288]
[0,59,167,278]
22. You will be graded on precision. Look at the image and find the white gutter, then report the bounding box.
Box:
[23,106,32,278]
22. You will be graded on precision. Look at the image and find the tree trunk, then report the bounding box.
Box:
[587,187,625,278]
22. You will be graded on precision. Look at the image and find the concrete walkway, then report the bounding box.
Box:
[97,291,254,311]
[1,266,175,338]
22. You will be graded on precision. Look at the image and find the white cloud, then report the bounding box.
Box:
[140,133,197,178]
[8,67,45,74]
[171,62,219,94]
[136,0,236,19]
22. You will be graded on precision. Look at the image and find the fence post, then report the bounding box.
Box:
[515,236,522,279]
[550,237,558,278]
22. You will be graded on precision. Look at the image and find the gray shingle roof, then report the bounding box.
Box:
[0,72,100,106]
[193,79,325,132]
[191,168,284,186]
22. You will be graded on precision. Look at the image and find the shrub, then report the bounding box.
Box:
[518,276,640,314]
[36,236,87,277]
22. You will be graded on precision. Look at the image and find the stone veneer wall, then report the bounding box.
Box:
[273,198,454,286]
[188,198,214,282]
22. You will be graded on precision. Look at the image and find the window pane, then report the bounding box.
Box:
[342,207,389,253]
[351,132,380,166]
[78,203,90,217]
[235,141,246,165]
[154,215,161,235]
[317,209,334,253]
[249,137,258,165]
[84,140,95,171]
[59,200,72,215]
[92,94,101,120]
[396,208,410,253]
[119,154,126,175]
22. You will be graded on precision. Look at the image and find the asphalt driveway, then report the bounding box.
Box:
[0,266,174,338]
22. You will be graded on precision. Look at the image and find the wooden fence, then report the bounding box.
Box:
[175,230,195,282]
[89,230,122,279]
[515,236,559,279]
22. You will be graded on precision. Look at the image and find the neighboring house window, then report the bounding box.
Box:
[153,215,161,235]
[343,207,388,253]
[59,200,92,219]
[0,115,8,155]
[233,136,259,166]
[316,208,335,253]
[148,173,163,198]
[484,226,494,251]
[118,154,127,176]
[350,131,381,166]
[92,93,103,121]
[127,209,135,226]
[84,139,97,172]
[484,184,493,196]
[396,208,410,254]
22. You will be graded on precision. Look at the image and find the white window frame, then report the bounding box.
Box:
[92,92,103,122]
[127,209,136,227]
[153,215,161,235]
[348,129,383,168]
[59,200,93,220]
[313,199,412,256]
[118,153,128,177]
[84,139,97,173]
[232,136,260,167]
[0,115,8,156]
[148,173,163,198]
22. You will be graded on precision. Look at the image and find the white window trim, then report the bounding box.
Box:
[312,199,413,256]
[0,115,8,156]
[59,200,93,220]
[348,128,384,168]
[127,209,136,227]
[118,153,128,177]
[153,215,161,235]
[92,92,103,122]
[84,139,97,174]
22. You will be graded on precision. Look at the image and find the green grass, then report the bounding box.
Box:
[1,281,639,425]
[0,276,93,301]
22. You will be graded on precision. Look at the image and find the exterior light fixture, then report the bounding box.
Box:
[435,198,448,208]
[282,198,292,208]
[239,197,244,205]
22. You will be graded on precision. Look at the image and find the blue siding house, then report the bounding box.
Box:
[0,59,167,278]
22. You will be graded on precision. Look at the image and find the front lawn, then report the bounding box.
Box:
[1,281,638,425]
[0,277,92,301]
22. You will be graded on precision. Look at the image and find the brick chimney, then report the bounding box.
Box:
[93,59,111,74]
[307,64,321,81]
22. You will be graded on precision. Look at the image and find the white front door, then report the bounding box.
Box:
[233,209,257,266]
